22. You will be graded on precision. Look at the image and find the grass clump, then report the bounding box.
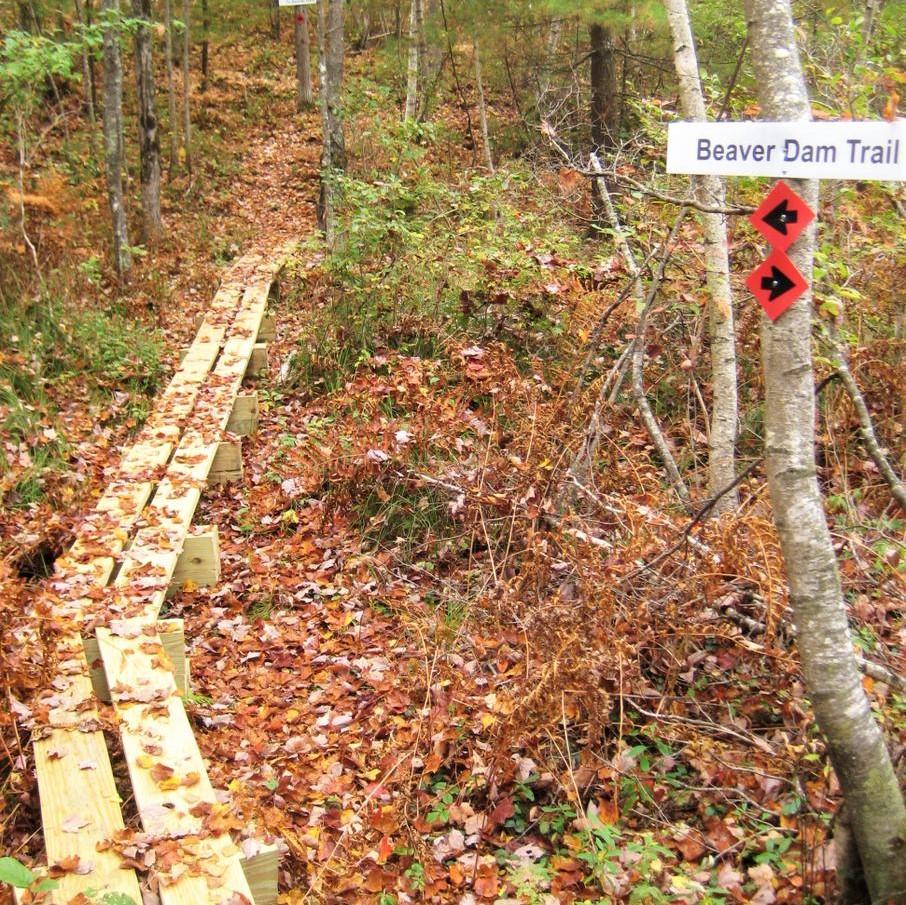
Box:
[0,291,164,507]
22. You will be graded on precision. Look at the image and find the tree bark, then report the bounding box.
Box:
[744,1,906,901]
[132,0,162,242]
[163,0,179,175]
[473,37,493,172]
[73,0,96,126]
[294,8,313,110]
[589,22,618,154]
[101,0,131,279]
[317,0,346,245]
[404,0,421,120]
[665,0,738,512]
[182,0,192,176]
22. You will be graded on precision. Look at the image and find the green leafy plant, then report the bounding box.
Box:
[0,856,58,896]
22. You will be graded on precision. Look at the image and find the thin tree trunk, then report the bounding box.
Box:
[101,0,131,279]
[589,22,617,153]
[744,1,906,900]
[73,0,96,125]
[132,0,162,242]
[473,37,493,172]
[404,0,421,119]
[270,0,281,39]
[294,8,313,110]
[665,0,738,512]
[200,0,209,92]
[862,0,884,44]
[163,0,179,175]
[566,155,691,510]
[536,16,562,117]
[181,0,192,176]
[85,0,99,114]
[317,0,346,245]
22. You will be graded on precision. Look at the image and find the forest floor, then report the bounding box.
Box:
[2,19,905,905]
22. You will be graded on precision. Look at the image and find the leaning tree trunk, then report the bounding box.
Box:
[132,0,162,242]
[744,1,906,901]
[317,0,346,245]
[294,7,313,110]
[163,0,179,174]
[101,0,131,279]
[404,0,422,120]
[181,0,192,176]
[665,0,738,511]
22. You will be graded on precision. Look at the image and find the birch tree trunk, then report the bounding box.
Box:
[473,37,494,172]
[132,0,162,242]
[163,0,179,174]
[294,8,313,110]
[744,1,906,900]
[404,0,421,120]
[181,0,192,176]
[665,0,738,511]
[101,0,131,279]
[317,0,346,245]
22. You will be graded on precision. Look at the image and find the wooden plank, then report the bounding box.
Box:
[257,312,276,342]
[84,618,188,701]
[209,440,243,485]
[96,623,256,904]
[171,528,221,591]
[227,393,259,436]
[240,842,280,905]
[245,343,268,378]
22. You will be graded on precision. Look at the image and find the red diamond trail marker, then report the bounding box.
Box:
[749,181,814,251]
[746,250,808,321]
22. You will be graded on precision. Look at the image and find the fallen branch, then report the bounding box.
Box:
[721,606,906,692]
[821,330,906,512]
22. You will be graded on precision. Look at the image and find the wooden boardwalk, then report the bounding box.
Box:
[27,248,290,905]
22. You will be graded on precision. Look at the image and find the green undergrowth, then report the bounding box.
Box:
[289,84,583,398]
[0,289,164,507]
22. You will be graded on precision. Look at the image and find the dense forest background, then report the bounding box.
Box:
[0,0,904,902]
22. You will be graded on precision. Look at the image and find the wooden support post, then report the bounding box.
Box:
[227,392,259,436]
[240,841,280,905]
[209,440,243,485]
[268,274,281,305]
[84,619,188,702]
[246,343,268,379]
[258,313,276,342]
[170,526,221,593]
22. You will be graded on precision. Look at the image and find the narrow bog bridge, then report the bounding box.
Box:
[26,248,291,905]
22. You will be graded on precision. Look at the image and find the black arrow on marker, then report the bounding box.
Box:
[763,199,798,235]
[761,266,796,301]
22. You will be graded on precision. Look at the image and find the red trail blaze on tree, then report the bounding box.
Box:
[749,180,814,251]
[746,249,808,321]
